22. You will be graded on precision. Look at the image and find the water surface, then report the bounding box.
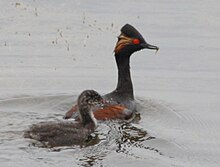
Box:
[0,0,220,166]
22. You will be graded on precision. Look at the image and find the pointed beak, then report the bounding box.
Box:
[141,43,159,51]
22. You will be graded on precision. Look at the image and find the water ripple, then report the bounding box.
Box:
[0,94,218,167]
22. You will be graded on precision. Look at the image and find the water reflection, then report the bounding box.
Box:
[78,119,161,166]
[115,122,163,156]
[78,154,105,167]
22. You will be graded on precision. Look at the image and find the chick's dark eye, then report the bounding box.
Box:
[132,38,140,45]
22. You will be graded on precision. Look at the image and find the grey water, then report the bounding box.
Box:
[1,0,220,166]
[0,94,188,167]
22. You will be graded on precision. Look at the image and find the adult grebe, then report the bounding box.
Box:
[64,24,159,120]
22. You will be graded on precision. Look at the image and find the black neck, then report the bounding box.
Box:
[114,52,134,99]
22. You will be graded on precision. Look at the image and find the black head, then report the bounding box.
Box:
[114,24,159,54]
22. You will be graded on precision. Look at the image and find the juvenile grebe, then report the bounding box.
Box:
[24,90,102,147]
[64,24,159,120]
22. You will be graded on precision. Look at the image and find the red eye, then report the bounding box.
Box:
[132,38,140,45]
